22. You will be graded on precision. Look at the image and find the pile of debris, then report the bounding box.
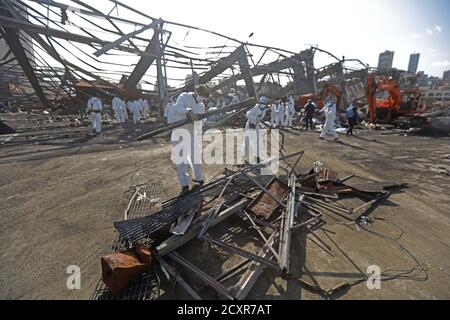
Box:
[92,151,407,300]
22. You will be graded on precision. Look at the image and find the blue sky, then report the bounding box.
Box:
[125,0,449,77]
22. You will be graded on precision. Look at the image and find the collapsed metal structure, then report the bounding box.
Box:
[0,0,371,113]
[91,151,414,300]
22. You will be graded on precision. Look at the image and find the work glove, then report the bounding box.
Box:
[187,111,199,121]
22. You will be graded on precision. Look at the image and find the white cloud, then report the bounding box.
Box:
[431,60,450,67]
[426,28,433,35]
[428,49,449,57]
[412,33,423,39]
[435,25,442,32]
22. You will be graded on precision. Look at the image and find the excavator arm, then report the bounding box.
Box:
[367,74,402,123]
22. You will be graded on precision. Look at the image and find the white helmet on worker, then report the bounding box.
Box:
[259,96,269,106]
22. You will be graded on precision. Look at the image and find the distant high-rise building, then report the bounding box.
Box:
[408,53,420,74]
[443,70,450,82]
[378,50,395,70]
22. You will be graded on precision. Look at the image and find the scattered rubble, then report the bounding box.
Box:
[92,151,407,300]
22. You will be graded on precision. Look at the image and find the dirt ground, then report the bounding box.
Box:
[0,112,449,300]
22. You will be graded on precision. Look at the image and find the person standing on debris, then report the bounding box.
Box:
[346,101,359,137]
[304,99,316,130]
[270,100,277,127]
[112,96,124,124]
[319,101,340,141]
[131,99,142,125]
[120,97,128,122]
[86,93,103,134]
[281,99,288,128]
[126,100,134,120]
[242,96,268,164]
[119,97,128,122]
[171,85,209,194]
[285,95,296,128]
[164,98,175,124]
[276,100,285,128]
[140,98,150,120]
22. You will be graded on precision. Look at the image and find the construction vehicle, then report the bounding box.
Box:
[296,83,342,111]
[367,74,425,124]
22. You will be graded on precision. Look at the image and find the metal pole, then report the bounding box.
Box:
[156,20,166,118]
[167,252,234,300]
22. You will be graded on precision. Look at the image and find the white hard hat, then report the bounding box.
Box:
[259,96,269,105]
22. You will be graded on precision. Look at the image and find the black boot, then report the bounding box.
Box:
[181,186,190,194]
[192,179,204,186]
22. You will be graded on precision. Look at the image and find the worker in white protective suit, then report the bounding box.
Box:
[231,95,240,105]
[164,98,176,124]
[319,101,340,141]
[171,85,209,194]
[112,96,125,124]
[140,98,150,120]
[86,94,103,134]
[285,95,296,128]
[242,96,268,164]
[127,100,134,120]
[131,99,141,124]
[120,98,127,123]
[120,98,128,121]
[276,100,285,128]
[270,101,277,127]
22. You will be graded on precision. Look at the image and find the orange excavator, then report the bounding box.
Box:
[367,74,424,123]
[296,83,342,111]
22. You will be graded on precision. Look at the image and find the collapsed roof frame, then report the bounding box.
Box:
[0,0,369,112]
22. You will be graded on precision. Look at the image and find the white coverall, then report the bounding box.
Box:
[127,101,133,120]
[87,97,102,133]
[164,101,175,124]
[320,103,340,139]
[171,92,205,187]
[242,104,266,163]
[276,102,285,127]
[285,98,296,127]
[112,97,125,123]
[131,100,141,124]
[120,99,127,122]
[271,103,277,126]
[122,100,128,121]
[140,98,150,120]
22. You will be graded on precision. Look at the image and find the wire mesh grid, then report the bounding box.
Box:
[90,181,163,300]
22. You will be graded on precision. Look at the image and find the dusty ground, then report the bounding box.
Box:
[0,112,449,300]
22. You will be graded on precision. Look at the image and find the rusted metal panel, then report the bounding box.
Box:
[318,168,339,182]
[245,178,290,219]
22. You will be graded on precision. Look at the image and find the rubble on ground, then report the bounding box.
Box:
[92,152,407,300]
